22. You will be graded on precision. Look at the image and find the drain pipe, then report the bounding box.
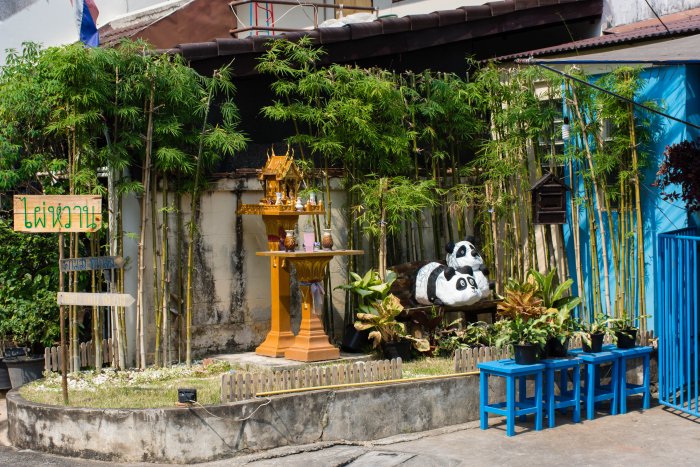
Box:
[255,371,480,397]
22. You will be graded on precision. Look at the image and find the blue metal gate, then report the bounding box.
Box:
[658,227,700,415]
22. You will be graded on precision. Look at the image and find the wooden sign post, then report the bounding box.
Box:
[13,195,102,233]
[60,256,124,273]
[57,292,135,308]
[13,195,103,406]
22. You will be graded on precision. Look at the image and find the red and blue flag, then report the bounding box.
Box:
[71,0,100,47]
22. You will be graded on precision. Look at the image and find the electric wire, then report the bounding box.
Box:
[187,397,273,421]
[523,60,700,131]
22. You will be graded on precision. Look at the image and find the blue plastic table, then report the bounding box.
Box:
[478,359,544,436]
[570,350,619,420]
[610,346,652,414]
[541,357,582,428]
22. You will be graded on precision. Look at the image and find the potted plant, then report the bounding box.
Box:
[577,313,615,353]
[337,269,398,352]
[354,293,429,361]
[609,312,649,348]
[495,315,549,365]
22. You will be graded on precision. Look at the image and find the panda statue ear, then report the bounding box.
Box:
[444,267,456,281]
[445,242,455,254]
[482,267,490,277]
[457,266,474,275]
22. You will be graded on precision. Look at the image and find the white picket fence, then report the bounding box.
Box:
[221,358,402,402]
[454,330,656,373]
[44,338,117,373]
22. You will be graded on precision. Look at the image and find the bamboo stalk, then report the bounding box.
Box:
[628,104,646,332]
[571,85,612,315]
[138,77,155,369]
[161,179,170,366]
[153,172,161,367]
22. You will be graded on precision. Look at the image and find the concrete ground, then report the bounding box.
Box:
[1,390,699,466]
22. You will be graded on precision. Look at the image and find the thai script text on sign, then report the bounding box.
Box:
[56,292,135,308]
[60,256,124,273]
[13,195,101,232]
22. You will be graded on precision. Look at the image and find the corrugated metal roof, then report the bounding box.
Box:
[499,10,700,61]
[532,33,700,64]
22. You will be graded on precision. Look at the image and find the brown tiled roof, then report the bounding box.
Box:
[498,7,700,61]
[166,0,602,67]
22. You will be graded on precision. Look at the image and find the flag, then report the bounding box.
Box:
[70,0,100,47]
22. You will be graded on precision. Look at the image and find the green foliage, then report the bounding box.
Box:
[0,220,59,347]
[494,315,549,348]
[354,294,429,352]
[335,269,397,315]
[527,269,581,310]
[351,177,438,238]
[435,321,496,356]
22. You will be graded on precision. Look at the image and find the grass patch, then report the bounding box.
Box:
[401,356,455,378]
[21,361,238,409]
[21,356,460,408]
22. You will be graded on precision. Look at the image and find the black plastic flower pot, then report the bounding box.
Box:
[514,344,540,365]
[382,340,412,362]
[341,324,370,353]
[583,333,605,353]
[5,356,44,388]
[544,337,569,358]
[615,329,637,349]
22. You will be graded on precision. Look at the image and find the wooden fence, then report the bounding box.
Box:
[44,338,117,373]
[221,358,402,403]
[454,330,656,373]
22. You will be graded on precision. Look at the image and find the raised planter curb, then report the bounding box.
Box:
[8,374,485,464]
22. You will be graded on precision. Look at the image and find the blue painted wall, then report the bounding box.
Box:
[563,65,692,331]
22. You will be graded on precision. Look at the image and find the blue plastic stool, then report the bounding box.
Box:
[478,359,544,436]
[610,346,652,414]
[570,350,619,420]
[541,357,582,428]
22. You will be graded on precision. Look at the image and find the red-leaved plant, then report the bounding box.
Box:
[656,139,700,212]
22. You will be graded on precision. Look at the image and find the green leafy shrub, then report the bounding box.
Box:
[0,220,59,348]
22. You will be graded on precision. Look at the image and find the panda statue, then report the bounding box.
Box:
[414,262,481,307]
[445,239,491,300]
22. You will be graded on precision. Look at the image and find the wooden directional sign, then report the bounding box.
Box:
[57,292,135,308]
[13,195,102,233]
[60,256,124,273]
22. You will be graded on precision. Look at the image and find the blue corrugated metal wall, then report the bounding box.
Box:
[563,65,692,331]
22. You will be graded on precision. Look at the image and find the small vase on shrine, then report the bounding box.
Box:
[321,228,333,251]
[284,230,297,252]
[295,197,304,211]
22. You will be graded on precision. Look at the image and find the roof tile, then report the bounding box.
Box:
[437,9,467,26]
[487,0,515,15]
[409,13,440,31]
[179,42,218,60]
[319,26,352,44]
[460,5,493,20]
[348,21,384,40]
[215,38,254,55]
[379,16,411,34]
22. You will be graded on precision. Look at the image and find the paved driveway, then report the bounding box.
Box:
[2,390,699,466]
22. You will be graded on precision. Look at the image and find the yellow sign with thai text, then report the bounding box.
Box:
[13,195,102,233]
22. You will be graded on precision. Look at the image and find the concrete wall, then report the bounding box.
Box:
[602,0,700,29]
[7,354,657,463]
[135,176,354,364]
[8,375,484,463]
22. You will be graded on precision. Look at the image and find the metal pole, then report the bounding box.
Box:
[58,233,68,405]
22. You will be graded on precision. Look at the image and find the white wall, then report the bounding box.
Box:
[602,0,700,29]
[0,0,168,65]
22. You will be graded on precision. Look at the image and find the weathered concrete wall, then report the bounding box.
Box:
[137,175,355,363]
[8,375,484,463]
[8,354,658,463]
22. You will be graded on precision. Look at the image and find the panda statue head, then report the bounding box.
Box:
[414,262,481,307]
[445,238,485,271]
